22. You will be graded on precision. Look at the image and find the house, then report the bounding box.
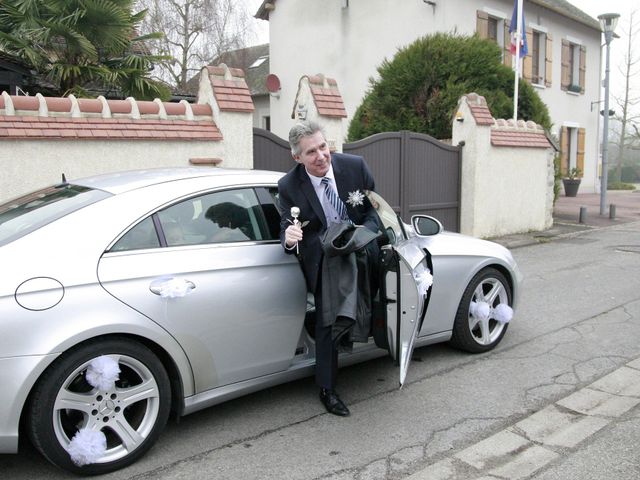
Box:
[255,0,604,193]
[0,51,34,95]
[187,44,271,130]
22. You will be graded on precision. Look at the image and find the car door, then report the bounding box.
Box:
[97,187,308,393]
[368,191,429,386]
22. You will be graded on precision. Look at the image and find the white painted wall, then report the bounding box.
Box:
[267,0,601,191]
[452,96,554,238]
[252,95,271,129]
[0,140,225,202]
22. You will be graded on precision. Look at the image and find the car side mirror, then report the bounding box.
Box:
[411,215,443,236]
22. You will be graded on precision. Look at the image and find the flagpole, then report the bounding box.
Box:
[513,0,523,120]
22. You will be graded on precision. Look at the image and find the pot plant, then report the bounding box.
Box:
[562,167,582,197]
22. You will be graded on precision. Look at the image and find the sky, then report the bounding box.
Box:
[565,0,637,114]
[245,0,637,115]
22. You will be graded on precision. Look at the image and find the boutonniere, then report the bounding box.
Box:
[346,190,365,207]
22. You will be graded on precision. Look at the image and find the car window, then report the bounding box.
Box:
[258,187,283,240]
[366,191,404,245]
[110,217,160,251]
[0,184,110,247]
[157,188,271,246]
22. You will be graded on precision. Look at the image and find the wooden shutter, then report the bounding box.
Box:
[503,21,512,67]
[561,39,570,91]
[522,28,533,81]
[477,11,489,39]
[577,128,585,175]
[579,45,586,93]
[560,126,569,175]
[545,33,553,87]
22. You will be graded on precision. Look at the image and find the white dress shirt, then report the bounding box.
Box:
[306,166,342,225]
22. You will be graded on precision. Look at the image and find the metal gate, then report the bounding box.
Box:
[253,129,461,232]
[344,131,461,232]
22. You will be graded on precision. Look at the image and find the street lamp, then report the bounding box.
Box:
[597,12,620,216]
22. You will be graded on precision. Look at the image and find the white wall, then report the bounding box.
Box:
[0,140,225,202]
[452,96,554,238]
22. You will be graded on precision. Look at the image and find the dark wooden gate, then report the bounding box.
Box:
[344,131,461,232]
[253,128,294,173]
[253,129,461,232]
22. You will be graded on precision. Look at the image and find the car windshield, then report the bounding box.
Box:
[0,184,111,247]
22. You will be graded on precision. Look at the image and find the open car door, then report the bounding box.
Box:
[367,191,431,387]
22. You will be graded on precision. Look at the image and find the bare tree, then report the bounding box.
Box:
[611,10,640,182]
[137,0,252,91]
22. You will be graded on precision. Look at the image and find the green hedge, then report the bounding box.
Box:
[348,33,551,141]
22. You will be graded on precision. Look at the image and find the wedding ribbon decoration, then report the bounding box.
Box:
[156,277,195,298]
[67,428,107,466]
[85,355,120,391]
[414,270,433,297]
[469,301,513,323]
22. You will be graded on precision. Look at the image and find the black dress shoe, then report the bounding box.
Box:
[319,388,350,416]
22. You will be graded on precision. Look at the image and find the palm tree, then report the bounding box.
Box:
[0,0,170,99]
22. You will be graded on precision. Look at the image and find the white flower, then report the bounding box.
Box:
[346,190,365,207]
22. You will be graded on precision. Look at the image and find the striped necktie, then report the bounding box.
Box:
[321,177,350,222]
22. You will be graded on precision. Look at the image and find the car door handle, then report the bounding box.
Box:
[149,277,196,297]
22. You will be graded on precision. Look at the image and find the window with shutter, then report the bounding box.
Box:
[562,39,584,94]
[545,33,553,87]
[577,128,585,174]
[529,30,546,85]
[476,10,508,64]
[560,126,583,175]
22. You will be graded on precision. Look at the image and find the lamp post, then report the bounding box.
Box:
[597,12,620,216]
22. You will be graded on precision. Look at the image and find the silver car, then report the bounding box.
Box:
[0,167,521,474]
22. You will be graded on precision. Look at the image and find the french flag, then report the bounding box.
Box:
[509,0,528,58]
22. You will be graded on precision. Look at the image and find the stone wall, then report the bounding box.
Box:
[0,64,254,203]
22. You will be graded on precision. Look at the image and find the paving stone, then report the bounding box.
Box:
[626,357,640,370]
[513,405,609,448]
[488,445,559,480]
[454,430,529,470]
[589,366,640,397]
[403,458,455,480]
[557,387,640,417]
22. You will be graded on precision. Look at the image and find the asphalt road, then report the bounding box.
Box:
[2,221,639,480]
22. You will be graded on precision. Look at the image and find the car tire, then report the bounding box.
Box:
[449,268,512,353]
[26,337,171,475]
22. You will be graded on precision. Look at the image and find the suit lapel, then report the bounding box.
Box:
[296,166,327,229]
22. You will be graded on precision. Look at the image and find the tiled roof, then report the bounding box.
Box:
[0,94,222,141]
[461,93,550,149]
[187,44,270,97]
[491,121,552,148]
[530,0,600,31]
[465,93,494,126]
[307,75,347,118]
[206,66,255,112]
[255,0,600,30]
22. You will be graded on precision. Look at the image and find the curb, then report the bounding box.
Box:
[404,357,640,480]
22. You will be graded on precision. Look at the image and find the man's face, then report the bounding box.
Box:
[294,131,331,178]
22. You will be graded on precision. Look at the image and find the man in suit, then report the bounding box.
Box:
[278,120,380,416]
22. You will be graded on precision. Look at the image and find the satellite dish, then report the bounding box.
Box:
[266,74,281,93]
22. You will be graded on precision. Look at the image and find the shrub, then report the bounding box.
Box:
[348,33,551,141]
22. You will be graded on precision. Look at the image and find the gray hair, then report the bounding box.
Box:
[288,120,325,156]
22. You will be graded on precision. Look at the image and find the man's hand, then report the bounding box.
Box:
[285,224,303,248]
